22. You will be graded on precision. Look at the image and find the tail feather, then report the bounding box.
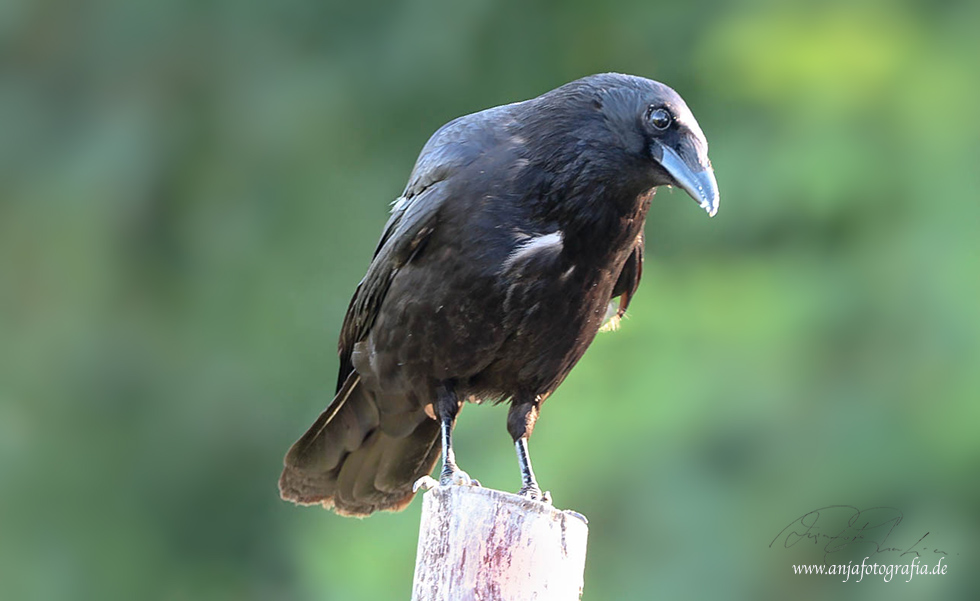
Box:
[375,420,441,491]
[279,373,441,516]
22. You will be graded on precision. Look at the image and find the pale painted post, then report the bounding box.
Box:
[410,482,589,600]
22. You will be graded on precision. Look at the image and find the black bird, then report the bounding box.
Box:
[279,73,719,516]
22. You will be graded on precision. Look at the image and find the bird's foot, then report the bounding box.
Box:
[414,470,481,493]
[439,466,480,488]
[413,475,438,493]
[518,484,552,504]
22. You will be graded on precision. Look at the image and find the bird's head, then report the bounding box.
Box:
[546,73,720,217]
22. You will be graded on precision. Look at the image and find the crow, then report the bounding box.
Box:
[279,73,719,516]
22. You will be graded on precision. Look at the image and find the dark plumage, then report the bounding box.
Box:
[279,73,719,516]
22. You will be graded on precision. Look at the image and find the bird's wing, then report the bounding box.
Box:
[335,106,516,391]
[602,232,644,331]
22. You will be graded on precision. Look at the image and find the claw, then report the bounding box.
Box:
[564,510,588,524]
[413,475,438,493]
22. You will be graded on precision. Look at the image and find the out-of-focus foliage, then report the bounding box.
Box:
[1,0,978,599]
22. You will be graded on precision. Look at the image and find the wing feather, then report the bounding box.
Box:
[602,232,645,331]
[334,105,518,390]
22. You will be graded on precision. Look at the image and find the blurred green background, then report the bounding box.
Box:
[2,0,978,599]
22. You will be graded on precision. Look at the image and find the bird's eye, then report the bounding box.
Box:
[648,107,672,130]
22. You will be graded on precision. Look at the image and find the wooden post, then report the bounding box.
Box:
[410,480,589,601]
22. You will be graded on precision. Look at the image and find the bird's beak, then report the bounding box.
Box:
[653,143,719,217]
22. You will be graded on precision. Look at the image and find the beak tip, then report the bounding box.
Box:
[699,172,720,218]
[654,144,720,218]
[702,198,718,217]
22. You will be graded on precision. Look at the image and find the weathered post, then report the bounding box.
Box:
[410,481,589,601]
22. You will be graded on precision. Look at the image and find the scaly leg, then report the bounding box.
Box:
[434,382,478,487]
[508,398,551,502]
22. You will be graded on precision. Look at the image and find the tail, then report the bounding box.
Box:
[279,374,441,517]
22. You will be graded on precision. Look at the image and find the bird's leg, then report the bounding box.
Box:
[434,382,478,487]
[508,399,551,503]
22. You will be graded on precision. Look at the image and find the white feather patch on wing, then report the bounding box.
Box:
[503,231,563,271]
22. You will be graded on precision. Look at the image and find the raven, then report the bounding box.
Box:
[280,73,719,516]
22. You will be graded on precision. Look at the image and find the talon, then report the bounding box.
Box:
[565,510,588,524]
[413,475,438,493]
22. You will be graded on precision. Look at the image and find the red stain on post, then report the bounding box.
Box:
[411,486,589,601]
